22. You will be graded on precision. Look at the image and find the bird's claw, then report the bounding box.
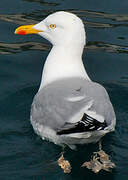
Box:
[58,154,72,173]
[82,149,116,173]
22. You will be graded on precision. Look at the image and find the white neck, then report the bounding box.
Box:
[39,44,90,90]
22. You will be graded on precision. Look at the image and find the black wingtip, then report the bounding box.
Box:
[57,113,107,135]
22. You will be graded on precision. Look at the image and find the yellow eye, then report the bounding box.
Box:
[49,24,56,29]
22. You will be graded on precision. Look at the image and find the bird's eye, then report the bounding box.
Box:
[49,24,56,29]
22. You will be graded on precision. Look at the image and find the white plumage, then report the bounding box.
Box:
[15,11,116,150]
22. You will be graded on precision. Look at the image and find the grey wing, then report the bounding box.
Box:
[31,79,116,135]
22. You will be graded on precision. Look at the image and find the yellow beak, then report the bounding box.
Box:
[15,24,43,35]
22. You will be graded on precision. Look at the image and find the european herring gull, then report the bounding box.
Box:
[15,11,116,173]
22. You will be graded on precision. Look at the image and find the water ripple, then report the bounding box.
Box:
[71,10,128,22]
[0,14,38,25]
[0,41,128,55]
[0,9,128,28]
[23,0,59,6]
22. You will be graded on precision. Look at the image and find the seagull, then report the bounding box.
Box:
[15,11,116,172]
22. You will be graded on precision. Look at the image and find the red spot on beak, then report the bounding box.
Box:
[18,30,27,35]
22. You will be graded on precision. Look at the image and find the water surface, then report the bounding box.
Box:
[0,0,128,179]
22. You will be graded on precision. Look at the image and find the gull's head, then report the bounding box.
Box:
[15,11,86,46]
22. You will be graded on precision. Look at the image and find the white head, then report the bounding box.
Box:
[15,11,86,47]
[15,11,90,88]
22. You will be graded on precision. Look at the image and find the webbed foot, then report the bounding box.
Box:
[82,140,116,173]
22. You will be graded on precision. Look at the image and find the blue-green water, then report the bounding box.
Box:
[0,0,128,179]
